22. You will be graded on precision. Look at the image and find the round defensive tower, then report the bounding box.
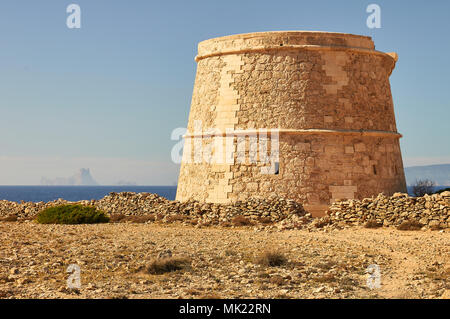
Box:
[176,31,407,216]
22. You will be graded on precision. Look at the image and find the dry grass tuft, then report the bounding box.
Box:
[313,217,331,229]
[430,224,443,231]
[200,221,212,227]
[339,276,359,289]
[313,273,336,283]
[110,214,156,223]
[256,251,288,267]
[199,294,222,299]
[131,215,156,223]
[424,267,450,281]
[108,294,129,299]
[364,220,382,229]
[274,293,291,299]
[184,288,201,296]
[231,216,253,226]
[146,257,190,275]
[0,214,18,222]
[397,220,424,231]
[257,271,270,278]
[224,249,238,257]
[269,275,285,286]
[189,219,199,226]
[257,216,273,225]
[165,214,187,223]
[109,214,126,223]
[316,260,337,271]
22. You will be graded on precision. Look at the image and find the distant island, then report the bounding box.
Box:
[41,168,99,186]
[404,164,450,186]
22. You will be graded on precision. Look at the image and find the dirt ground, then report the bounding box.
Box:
[0,221,448,299]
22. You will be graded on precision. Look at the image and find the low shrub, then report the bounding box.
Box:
[412,179,435,197]
[35,204,109,224]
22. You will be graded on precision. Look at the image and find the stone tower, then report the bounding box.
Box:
[176,31,407,216]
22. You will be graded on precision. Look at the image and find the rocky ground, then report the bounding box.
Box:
[0,222,448,299]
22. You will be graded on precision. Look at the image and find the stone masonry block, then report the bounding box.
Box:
[354,143,366,152]
[345,146,354,154]
[329,186,357,193]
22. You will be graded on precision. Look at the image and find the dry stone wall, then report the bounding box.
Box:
[1,191,447,230]
[0,193,311,227]
[314,191,450,230]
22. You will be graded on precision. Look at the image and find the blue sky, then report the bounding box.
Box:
[0,0,449,185]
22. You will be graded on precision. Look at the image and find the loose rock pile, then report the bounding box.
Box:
[314,191,450,230]
[0,192,312,227]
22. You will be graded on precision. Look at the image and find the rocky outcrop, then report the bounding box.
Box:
[313,191,450,230]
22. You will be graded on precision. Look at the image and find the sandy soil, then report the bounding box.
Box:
[0,222,448,299]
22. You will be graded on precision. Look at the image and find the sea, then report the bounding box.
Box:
[0,185,447,203]
[0,186,178,203]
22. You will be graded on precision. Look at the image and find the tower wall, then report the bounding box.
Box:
[176,31,407,216]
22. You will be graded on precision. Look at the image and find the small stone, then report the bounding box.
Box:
[314,287,325,293]
[9,268,19,275]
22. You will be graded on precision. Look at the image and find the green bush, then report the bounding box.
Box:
[36,204,109,224]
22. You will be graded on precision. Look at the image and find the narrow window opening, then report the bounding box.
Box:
[373,165,377,175]
[274,162,280,175]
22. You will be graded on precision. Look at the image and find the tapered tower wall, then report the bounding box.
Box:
[176,31,407,216]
